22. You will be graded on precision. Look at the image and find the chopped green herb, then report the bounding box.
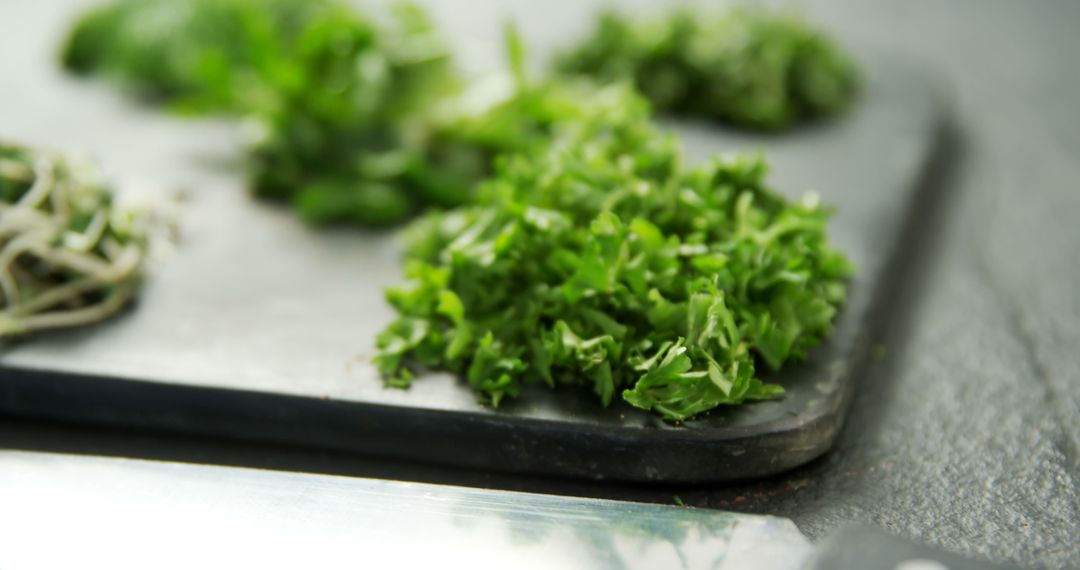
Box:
[61,0,338,113]
[62,1,678,228]
[554,8,859,130]
[250,25,656,227]
[0,143,152,337]
[62,0,463,226]
[375,101,851,421]
[241,1,460,226]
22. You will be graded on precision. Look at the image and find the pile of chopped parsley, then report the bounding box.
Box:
[375,93,851,421]
[0,143,152,338]
[555,8,859,130]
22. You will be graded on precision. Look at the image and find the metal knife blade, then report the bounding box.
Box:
[0,451,1013,570]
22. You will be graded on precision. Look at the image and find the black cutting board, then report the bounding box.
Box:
[0,3,948,483]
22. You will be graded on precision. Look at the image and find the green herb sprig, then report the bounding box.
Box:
[0,144,152,337]
[61,0,667,228]
[248,25,656,227]
[61,0,336,113]
[375,100,851,421]
[62,0,462,226]
[555,8,859,130]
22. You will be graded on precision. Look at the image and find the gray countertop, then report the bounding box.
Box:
[1,0,1078,568]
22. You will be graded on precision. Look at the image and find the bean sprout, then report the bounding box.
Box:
[0,143,151,338]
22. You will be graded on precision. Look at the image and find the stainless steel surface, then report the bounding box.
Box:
[0,450,811,570]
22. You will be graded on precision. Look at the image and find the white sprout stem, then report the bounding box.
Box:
[2,278,98,316]
[24,243,128,281]
[50,172,71,221]
[0,245,141,320]
[63,209,108,252]
[0,157,33,180]
[0,236,39,302]
[0,145,149,337]
[0,237,139,294]
[13,283,137,333]
[16,155,54,210]
[5,273,119,317]
[0,275,14,306]
[0,207,57,236]
[0,251,22,304]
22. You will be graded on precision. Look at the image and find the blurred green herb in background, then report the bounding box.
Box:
[555,8,859,130]
[61,1,682,227]
[62,0,338,113]
[62,0,461,226]
[252,24,666,227]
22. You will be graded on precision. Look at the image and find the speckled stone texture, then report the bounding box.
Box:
[685,1,1080,566]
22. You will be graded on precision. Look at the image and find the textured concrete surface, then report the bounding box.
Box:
[730,1,1080,566]
[1,0,1078,568]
